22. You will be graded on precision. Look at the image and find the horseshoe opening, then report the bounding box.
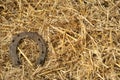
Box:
[9,32,48,67]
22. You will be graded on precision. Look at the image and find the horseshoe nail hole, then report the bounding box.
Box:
[17,34,20,37]
[12,40,15,42]
[17,60,21,64]
[42,51,44,54]
[38,38,40,41]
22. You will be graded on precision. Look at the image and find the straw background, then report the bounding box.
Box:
[0,0,120,80]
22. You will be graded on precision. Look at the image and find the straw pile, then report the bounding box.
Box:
[0,0,120,80]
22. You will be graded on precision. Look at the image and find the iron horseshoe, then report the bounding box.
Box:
[9,32,48,66]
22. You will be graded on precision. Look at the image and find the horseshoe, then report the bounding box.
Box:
[9,32,48,66]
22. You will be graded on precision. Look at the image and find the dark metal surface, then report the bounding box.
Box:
[9,32,48,67]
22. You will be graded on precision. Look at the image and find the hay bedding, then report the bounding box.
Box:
[0,0,120,80]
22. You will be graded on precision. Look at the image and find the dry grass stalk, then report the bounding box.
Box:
[0,0,120,80]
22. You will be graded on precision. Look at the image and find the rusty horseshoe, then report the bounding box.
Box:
[9,32,48,66]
